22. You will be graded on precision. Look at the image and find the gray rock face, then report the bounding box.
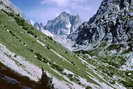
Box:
[34,22,44,31]
[44,12,81,36]
[71,0,133,50]
[0,0,20,14]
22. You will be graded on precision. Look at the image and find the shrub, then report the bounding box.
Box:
[51,64,63,72]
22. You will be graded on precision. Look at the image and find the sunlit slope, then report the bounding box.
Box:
[0,10,127,89]
[76,41,133,88]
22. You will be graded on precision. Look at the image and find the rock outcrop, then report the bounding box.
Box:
[71,0,133,50]
[34,22,44,31]
[0,0,20,14]
[70,1,133,88]
[44,12,81,36]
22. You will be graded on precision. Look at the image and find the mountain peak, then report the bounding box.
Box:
[59,11,80,20]
[44,12,81,35]
[60,11,70,16]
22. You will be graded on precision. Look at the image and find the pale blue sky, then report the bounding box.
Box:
[11,0,102,24]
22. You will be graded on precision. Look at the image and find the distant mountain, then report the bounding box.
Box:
[33,22,54,37]
[34,22,44,31]
[44,12,81,36]
[34,12,81,50]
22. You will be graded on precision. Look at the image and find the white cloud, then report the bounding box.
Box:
[27,0,102,23]
[41,0,69,7]
[51,0,68,6]
[41,0,94,7]
[25,7,61,24]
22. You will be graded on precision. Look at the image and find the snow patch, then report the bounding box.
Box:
[121,54,133,71]
[63,69,74,75]
[53,35,74,51]
[41,30,54,37]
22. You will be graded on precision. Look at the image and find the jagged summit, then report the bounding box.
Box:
[59,11,70,17]
[44,11,81,35]
[34,22,44,31]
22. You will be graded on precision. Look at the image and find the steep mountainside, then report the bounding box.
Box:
[71,0,133,49]
[44,12,81,35]
[0,0,20,14]
[69,0,133,88]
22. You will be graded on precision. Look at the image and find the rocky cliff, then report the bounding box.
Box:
[44,12,81,36]
[70,0,133,88]
[71,0,133,50]
[0,0,20,14]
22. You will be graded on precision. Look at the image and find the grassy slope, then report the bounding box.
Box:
[76,7,133,88]
[76,41,133,88]
[0,10,111,88]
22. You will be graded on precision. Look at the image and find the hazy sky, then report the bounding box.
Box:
[11,0,102,24]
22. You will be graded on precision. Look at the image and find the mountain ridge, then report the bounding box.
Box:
[44,11,81,35]
[71,0,133,51]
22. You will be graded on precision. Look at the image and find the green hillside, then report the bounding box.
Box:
[76,41,133,88]
[0,10,132,89]
[0,10,104,88]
